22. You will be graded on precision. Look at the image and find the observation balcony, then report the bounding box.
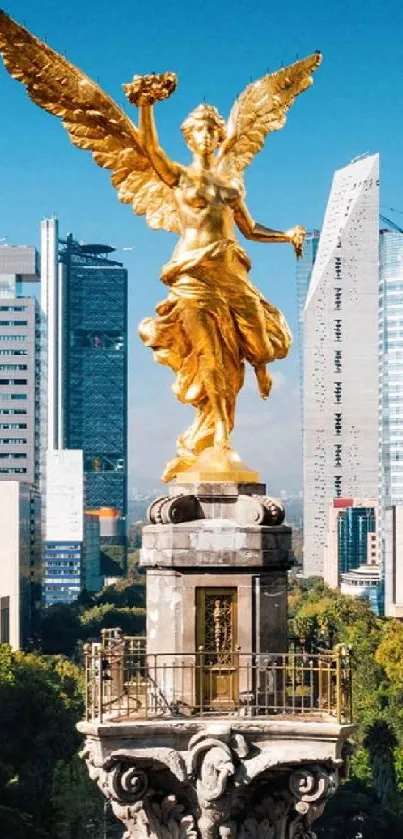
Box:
[83,629,353,725]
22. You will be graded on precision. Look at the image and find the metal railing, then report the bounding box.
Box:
[84,632,352,724]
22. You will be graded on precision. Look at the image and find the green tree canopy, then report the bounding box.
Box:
[0,646,84,836]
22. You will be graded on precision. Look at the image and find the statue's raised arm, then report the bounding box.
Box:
[0,10,322,482]
[125,74,181,188]
[0,10,181,233]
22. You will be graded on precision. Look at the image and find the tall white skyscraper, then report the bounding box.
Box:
[303,155,380,577]
[379,225,403,615]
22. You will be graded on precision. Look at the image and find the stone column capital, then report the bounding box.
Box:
[81,725,342,839]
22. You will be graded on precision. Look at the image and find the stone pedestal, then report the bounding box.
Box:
[141,481,293,658]
[79,475,355,837]
[79,718,354,839]
[79,481,354,839]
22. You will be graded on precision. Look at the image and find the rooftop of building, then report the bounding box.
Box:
[341,564,381,583]
[59,235,124,268]
[0,244,40,280]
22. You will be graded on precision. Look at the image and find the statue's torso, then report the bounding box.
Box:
[173,168,240,256]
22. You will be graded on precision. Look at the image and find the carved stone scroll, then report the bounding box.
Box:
[147,495,203,524]
[147,493,285,526]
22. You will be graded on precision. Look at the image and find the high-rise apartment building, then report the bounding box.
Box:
[0,246,40,484]
[379,225,403,615]
[0,246,42,642]
[303,155,379,577]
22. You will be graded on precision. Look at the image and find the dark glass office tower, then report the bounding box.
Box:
[337,506,376,575]
[59,235,128,530]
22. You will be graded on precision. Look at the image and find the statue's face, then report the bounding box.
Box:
[188,119,221,154]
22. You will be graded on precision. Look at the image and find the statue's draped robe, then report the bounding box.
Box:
[139,239,292,479]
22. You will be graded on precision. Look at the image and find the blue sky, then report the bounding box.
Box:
[1,0,402,492]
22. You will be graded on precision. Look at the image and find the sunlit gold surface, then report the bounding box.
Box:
[178,447,260,484]
[0,11,321,481]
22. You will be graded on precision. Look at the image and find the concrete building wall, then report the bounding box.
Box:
[45,449,83,542]
[0,482,32,648]
[303,155,379,577]
[0,297,40,485]
[0,245,40,487]
[43,449,85,606]
[0,279,40,485]
[384,505,403,617]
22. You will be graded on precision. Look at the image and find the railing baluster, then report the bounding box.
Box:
[336,647,342,723]
[99,645,104,724]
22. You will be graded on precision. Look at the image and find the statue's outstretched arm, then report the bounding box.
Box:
[139,102,181,188]
[233,197,306,257]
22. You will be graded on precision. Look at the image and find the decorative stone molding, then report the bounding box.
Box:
[236,495,285,526]
[81,726,340,839]
[147,494,285,527]
[147,495,203,524]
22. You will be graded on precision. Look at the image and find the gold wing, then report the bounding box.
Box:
[217,52,322,180]
[0,10,180,233]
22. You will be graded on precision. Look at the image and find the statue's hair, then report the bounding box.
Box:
[181,104,226,145]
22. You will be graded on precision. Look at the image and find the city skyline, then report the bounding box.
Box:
[1,0,402,492]
[0,9,402,834]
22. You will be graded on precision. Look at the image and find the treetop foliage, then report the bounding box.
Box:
[291,579,403,837]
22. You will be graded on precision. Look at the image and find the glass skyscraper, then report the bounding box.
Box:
[296,230,320,413]
[379,226,403,614]
[59,235,128,515]
[337,505,376,574]
[41,219,128,602]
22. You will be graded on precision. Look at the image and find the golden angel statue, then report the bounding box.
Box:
[0,10,321,481]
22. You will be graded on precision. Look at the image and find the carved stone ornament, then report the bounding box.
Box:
[147,495,203,525]
[147,494,285,526]
[81,726,339,839]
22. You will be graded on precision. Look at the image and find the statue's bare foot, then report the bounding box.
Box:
[254,364,272,399]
